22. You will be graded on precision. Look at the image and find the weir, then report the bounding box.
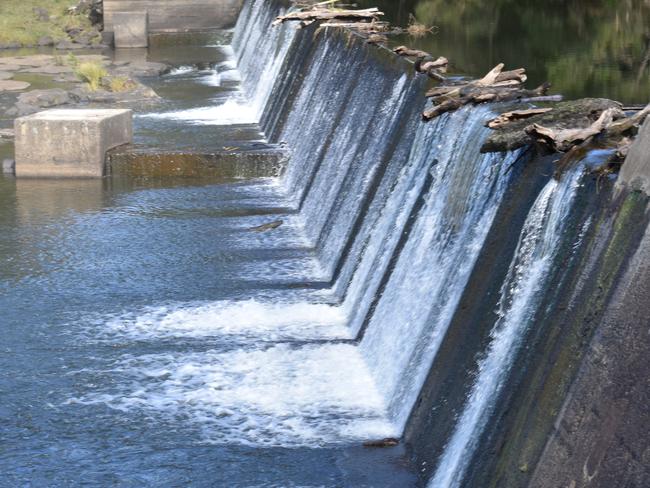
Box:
[2,0,648,486]
[97,0,650,484]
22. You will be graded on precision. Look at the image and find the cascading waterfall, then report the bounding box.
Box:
[73,0,603,467]
[141,0,295,125]
[359,106,520,431]
[428,166,586,488]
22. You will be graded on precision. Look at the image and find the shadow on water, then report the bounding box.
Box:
[360,0,650,104]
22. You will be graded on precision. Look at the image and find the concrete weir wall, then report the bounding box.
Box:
[104,0,244,32]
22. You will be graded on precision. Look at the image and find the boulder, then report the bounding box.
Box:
[56,41,87,50]
[37,36,55,47]
[6,89,73,117]
[0,80,31,92]
[0,42,22,50]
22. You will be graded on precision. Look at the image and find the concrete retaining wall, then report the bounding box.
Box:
[104,0,243,32]
[618,117,650,195]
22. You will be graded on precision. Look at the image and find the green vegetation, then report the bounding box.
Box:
[107,76,133,93]
[75,61,107,91]
[0,0,92,46]
[359,0,650,104]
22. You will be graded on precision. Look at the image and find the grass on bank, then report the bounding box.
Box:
[0,0,92,46]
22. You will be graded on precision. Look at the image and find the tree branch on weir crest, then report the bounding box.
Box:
[273,8,384,26]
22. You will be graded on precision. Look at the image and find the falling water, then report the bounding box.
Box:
[428,167,585,488]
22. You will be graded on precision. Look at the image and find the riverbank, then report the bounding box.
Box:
[0,0,102,49]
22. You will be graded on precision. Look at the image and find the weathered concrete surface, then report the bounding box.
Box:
[104,0,244,32]
[530,214,650,488]
[15,109,132,178]
[108,148,287,181]
[619,117,650,194]
[113,11,149,48]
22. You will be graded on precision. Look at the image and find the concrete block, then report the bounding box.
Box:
[619,118,650,195]
[15,109,133,178]
[113,11,149,48]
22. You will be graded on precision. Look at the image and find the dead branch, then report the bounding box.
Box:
[392,46,431,58]
[525,107,620,152]
[273,7,383,26]
[486,108,554,129]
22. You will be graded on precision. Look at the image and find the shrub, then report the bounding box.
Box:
[107,76,133,93]
[75,61,107,91]
[407,14,435,38]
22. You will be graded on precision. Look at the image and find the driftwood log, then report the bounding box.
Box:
[392,46,448,80]
[422,63,542,120]
[486,108,553,129]
[273,7,383,26]
[525,107,622,152]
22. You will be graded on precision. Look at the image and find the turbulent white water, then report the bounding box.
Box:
[101,300,349,341]
[428,167,585,488]
[141,0,295,126]
[73,343,395,447]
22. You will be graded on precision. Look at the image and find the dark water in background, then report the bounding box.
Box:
[359,0,650,104]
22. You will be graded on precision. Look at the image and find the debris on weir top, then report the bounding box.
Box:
[273,1,384,28]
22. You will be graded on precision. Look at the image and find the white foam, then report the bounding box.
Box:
[166,65,197,76]
[139,98,258,125]
[200,70,222,87]
[71,344,396,447]
[102,300,350,341]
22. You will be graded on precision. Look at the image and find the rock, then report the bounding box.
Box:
[7,89,73,117]
[17,89,72,108]
[0,128,15,139]
[0,42,22,50]
[32,7,50,22]
[76,29,102,46]
[113,61,169,77]
[69,0,103,26]
[21,65,73,75]
[2,159,15,175]
[37,36,55,47]
[0,72,13,80]
[6,104,38,117]
[363,438,400,448]
[0,80,31,91]
[56,40,87,51]
[249,220,283,232]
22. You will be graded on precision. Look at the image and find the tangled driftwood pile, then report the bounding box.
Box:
[392,43,650,159]
[273,2,384,28]
[274,4,650,162]
[482,98,650,157]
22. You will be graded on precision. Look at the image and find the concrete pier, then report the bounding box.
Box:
[619,118,650,194]
[104,0,243,33]
[15,109,133,178]
[113,11,149,48]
